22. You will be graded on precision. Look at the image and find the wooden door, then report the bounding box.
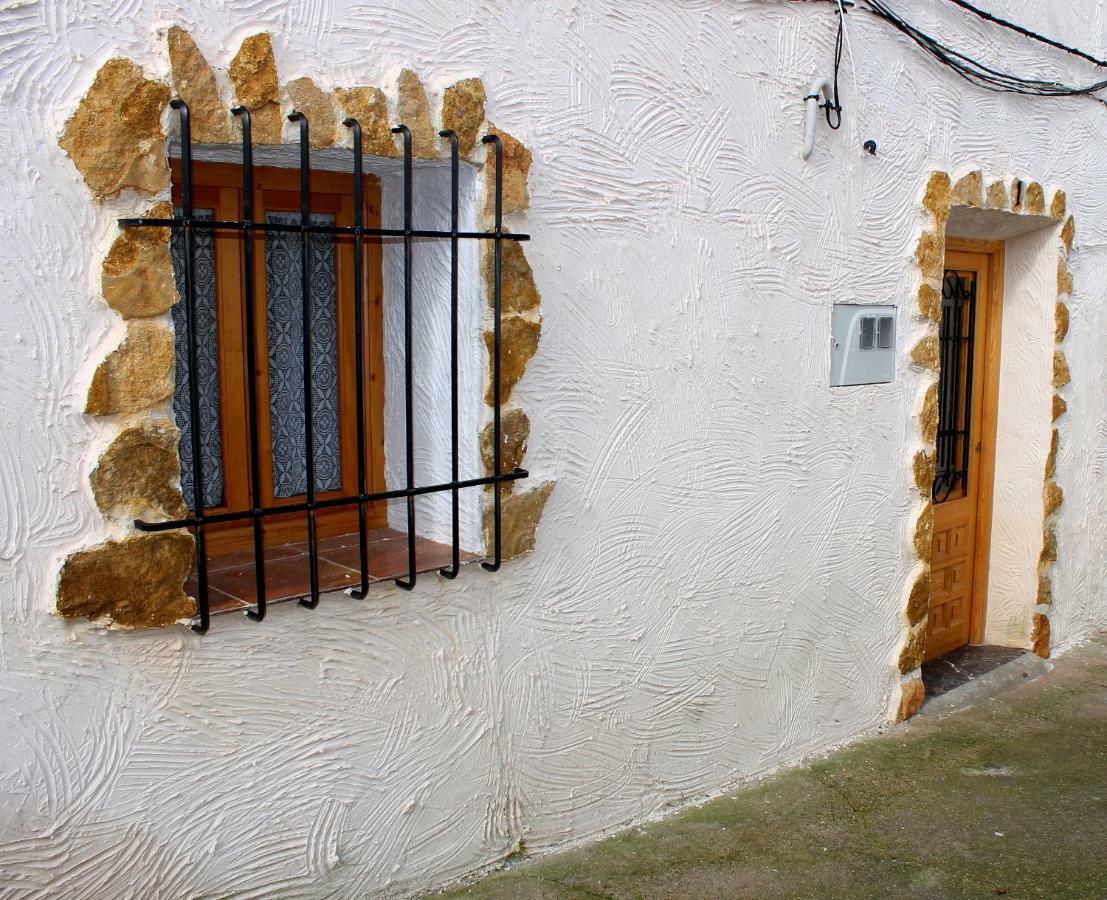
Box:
[925,242,1003,662]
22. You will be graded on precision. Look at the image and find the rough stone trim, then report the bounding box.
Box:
[893,169,1072,719]
[57,30,554,628]
[475,116,552,557]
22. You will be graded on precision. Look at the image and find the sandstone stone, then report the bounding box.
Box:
[1050,188,1067,220]
[915,231,944,281]
[57,531,195,628]
[101,201,175,318]
[485,125,532,218]
[922,171,951,225]
[951,170,982,208]
[286,77,335,148]
[1043,479,1064,518]
[913,503,933,561]
[396,69,439,159]
[91,418,187,521]
[59,58,170,198]
[917,282,942,322]
[1040,525,1057,566]
[1045,428,1058,479]
[1061,215,1075,254]
[484,314,541,406]
[910,336,940,371]
[1052,393,1067,421]
[229,33,282,143]
[1053,351,1070,389]
[482,240,540,314]
[167,27,234,143]
[1057,259,1073,297]
[1011,178,1025,212]
[1055,301,1070,343]
[894,676,925,722]
[480,407,530,493]
[985,180,1008,210]
[441,78,486,156]
[898,623,926,675]
[1022,181,1045,215]
[912,450,935,498]
[86,321,174,416]
[920,382,938,446]
[905,568,931,626]
[1031,612,1051,658]
[483,480,554,561]
[1037,573,1053,606]
[334,86,397,157]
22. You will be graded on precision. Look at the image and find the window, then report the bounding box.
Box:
[169,160,387,556]
[133,105,529,632]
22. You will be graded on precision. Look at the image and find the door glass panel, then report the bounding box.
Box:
[265,211,342,499]
[170,208,225,511]
[933,269,977,503]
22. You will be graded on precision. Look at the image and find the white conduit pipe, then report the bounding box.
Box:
[802,77,833,159]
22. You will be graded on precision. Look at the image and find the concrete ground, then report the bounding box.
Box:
[433,633,1107,899]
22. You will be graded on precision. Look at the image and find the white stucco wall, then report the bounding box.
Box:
[0,1,1105,896]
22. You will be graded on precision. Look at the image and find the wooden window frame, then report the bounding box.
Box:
[170,160,387,556]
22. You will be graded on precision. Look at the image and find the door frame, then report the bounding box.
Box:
[942,237,1005,646]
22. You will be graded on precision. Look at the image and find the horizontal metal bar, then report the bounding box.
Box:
[118,217,529,241]
[135,468,529,532]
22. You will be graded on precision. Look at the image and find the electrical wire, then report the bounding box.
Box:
[942,0,1107,70]
[859,0,1107,106]
[825,4,845,128]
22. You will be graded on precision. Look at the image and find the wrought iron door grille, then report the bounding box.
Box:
[932,269,977,503]
[125,99,529,633]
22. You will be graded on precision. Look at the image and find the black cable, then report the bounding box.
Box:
[826,4,844,129]
[943,0,1107,70]
[859,0,1107,105]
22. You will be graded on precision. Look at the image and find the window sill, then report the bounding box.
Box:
[184,528,481,618]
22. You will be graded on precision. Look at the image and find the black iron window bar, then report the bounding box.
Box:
[932,268,977,503]
[124,99,529,633]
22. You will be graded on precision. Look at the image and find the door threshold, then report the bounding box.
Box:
[918,646,1051,717]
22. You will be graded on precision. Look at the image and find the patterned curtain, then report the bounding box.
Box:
[265,211,342,498]
[170,209,224,511]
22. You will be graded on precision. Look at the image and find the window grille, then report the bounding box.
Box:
[126,99,529,633]
[932,269,977,503]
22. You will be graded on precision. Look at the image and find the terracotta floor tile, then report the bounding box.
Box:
[207,556,360,604]
[362,535,478,579]
[184,578,248,615]
[288,528,393,554]
[204,544,304,573]
[208,593,252,615]
[187,529,480,615]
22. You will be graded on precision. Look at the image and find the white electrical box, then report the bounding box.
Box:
[830,304,897,387]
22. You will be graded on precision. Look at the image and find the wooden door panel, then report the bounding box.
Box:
[925,244,1002,663]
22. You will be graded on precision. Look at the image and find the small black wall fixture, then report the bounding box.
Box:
[124,98,530,633]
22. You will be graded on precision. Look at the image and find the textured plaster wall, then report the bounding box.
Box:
[0,1,1105,896]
